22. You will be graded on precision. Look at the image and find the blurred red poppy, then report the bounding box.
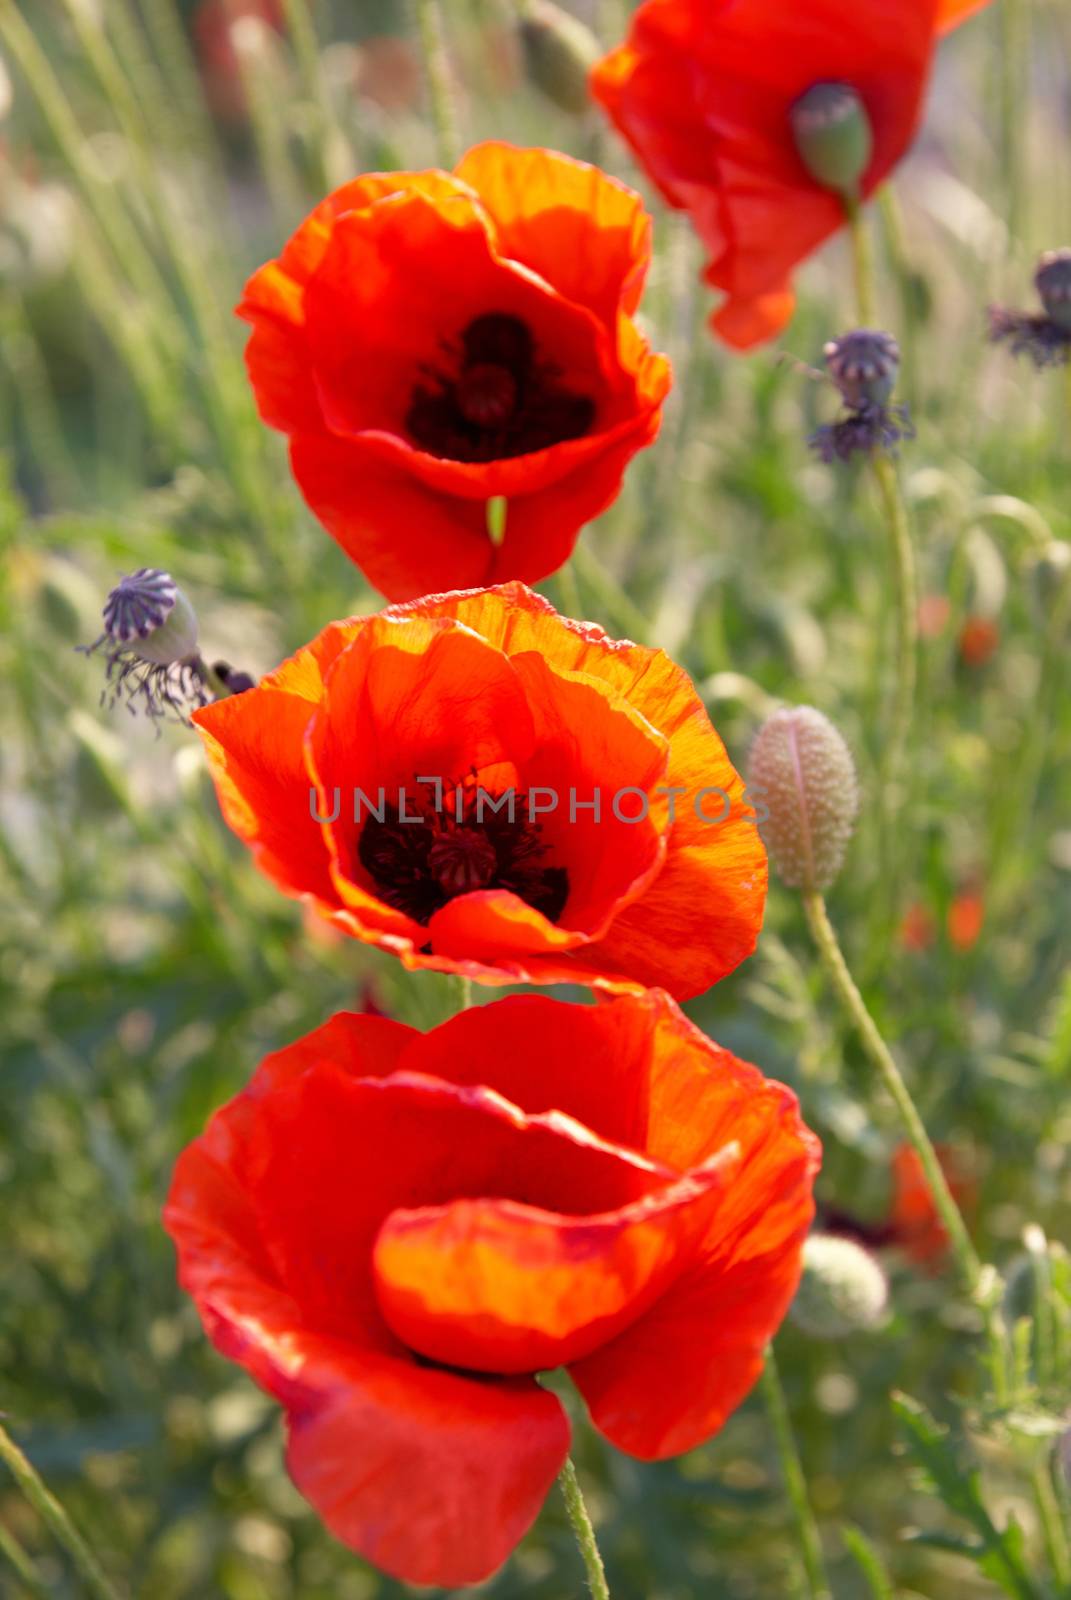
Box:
[238,143,670,599]
[899,899,936,952]
[888,1143,975,1268]
[947,890,984,950]
[958,615,1000,667]
[591,0,990,349]
[193,0,286,122]
[192,582,766,998]
[165,989,819,1586]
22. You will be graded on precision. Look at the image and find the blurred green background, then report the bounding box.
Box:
[1,1,1070,1596]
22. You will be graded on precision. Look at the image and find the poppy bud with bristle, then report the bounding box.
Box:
[518,0,600,117]
[824,329,900,409]
[748,706,859,891]
[790,82,873,196]
[790,1234,889,1340]
[1035,249,1071,332]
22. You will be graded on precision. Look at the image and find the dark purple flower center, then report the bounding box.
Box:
[405,312,595,463]
[357,777,569,927]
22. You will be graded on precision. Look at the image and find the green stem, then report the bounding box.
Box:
[0,1522,49,1600]
[411,0,461,166]
[871,452,918,830]
[844,195,877,326]
[877,184,918,409]
[279,0,345,190]
[571,542,651,644]
[801,888,984,1293]
[455,974,473,1010]
[557,560,583,620]
[1032,1458,1071,1589]
[0,1423,123,1600]
[760,1347,832,1600]
[558,1457,610,1600]
[999,0,1027,245]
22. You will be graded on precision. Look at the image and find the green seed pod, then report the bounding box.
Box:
[102,568,199,665]
[518,0,600,117]
[791,1234,889,1340]
[1036,249,1071,332]
[748,706,859,891]
[790,82,873,197]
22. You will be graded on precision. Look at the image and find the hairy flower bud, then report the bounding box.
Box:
[824,329,900,409]
[519,0,600,116]
[1035,249,1071,332]
[791,1234,889,1340]
[748,706,859,890]
[790,82,873,196]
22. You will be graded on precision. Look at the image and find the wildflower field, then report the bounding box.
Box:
[2,1,1070,1597]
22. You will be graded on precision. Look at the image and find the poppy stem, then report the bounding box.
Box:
[410,0,462,167]
[871,451,917,855]
[844,196,877,327]
[0,1520,49,1600]
[759,1346,831,1600]
[799,888,985,1296]
[455,975,473,1010]
[0,1422,125,1600]
[557,1457,610,1599]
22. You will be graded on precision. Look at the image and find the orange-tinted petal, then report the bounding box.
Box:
[395,584,767,997]
[937,0,991,31]
[191,619,360,905]
[455,141,654,324]
[374,1146,740,1375]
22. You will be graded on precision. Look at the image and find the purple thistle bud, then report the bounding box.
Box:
[1035,249,1071,331]
[823,329,900,409]
[809,329,913,463]
[989,249,1071,368]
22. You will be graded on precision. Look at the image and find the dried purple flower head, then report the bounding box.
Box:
[989,248,1071,368]
[1035,249,1071,331]
[824,329,900,408]
[82,568,209,726]
[809,329,913,463]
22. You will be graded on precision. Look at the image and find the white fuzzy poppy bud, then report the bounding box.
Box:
[791,1234,889,1340]
[748,706,859,891]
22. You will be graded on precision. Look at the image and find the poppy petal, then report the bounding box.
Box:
[373,1143,740,1375]
[284,1341,569,1587]
[455,141,655,323]
[191,620,360,904]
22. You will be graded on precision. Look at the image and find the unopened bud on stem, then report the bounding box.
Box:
[791,1233,889,1339]
[748,706,859,890]
[790,82,873,197]
[518,0,600,117]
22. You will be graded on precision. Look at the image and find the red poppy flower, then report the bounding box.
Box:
[887,1143,975,1269]
[591,0,991,349]
[191,582,766,998]
[957,615,1000,667]
[237,143,670,599]
[164,989,819,1586]
[947,890,984,951]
